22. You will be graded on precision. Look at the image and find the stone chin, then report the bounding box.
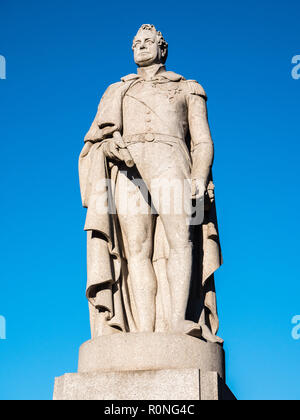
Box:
[134,54,163,67]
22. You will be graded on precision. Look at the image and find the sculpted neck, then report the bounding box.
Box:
[137,63,165,80]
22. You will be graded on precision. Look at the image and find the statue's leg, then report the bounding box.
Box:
[115,168,157,332]
[159,212,192,331]
[147,145,193,332]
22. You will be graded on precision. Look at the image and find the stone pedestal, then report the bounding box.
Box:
[54,333,235,400]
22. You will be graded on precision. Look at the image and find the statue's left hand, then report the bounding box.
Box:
[207,182,215,202]
[191,178,206,199]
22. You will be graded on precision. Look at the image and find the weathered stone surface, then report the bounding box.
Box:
[78,332,225,379]
[200,372,237,400]
[54,369,200,400]
[54,369,235,401]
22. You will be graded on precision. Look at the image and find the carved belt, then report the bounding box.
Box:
[123,133,192,165]
[123,133,183,146]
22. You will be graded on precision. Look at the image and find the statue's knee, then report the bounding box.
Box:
[127,237,152,260]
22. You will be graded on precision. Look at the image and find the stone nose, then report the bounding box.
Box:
[139,40,147,49]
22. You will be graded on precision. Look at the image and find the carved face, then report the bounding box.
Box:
[133,30,161,67]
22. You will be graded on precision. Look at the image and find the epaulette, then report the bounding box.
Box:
[183,80,207,99]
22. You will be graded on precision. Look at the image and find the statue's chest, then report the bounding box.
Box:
[125,80,186,110]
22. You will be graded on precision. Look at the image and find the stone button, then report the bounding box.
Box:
[145,133,155,142]
[146,118,151,122]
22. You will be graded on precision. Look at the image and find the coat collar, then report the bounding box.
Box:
[121,67,184,83]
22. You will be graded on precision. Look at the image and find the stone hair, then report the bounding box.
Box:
[132,24,168,64]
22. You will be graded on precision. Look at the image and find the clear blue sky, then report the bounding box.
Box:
[0,0,299,400]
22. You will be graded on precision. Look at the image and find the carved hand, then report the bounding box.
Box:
[191,178,206,199]
[102,138,124,162]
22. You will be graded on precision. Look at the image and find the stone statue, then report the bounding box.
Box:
[79,24,223,344]
[54,24,237,401]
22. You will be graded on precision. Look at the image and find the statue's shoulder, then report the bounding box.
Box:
[161,71,185,82]
[121,73,140,82]
[181,79,207,99]
[103,80,124,95]
[161,71,207,99]
[100,78,134,101]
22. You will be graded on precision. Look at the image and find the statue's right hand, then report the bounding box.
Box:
[102,139,124,162]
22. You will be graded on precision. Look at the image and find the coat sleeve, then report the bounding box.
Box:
[185,80,214,185]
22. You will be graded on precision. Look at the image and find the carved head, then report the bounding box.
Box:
[132,24,168,67]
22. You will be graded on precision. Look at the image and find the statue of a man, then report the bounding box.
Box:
[79,24,222,343]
